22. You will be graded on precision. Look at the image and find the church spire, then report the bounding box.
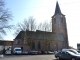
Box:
[54,1,62,15]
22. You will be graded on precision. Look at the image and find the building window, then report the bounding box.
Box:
[61,17,64,23]
[32,41,35,49]
[54,18,56,23]
[38,42,41,49]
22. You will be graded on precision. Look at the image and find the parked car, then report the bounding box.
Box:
[62,49,80,54]
[22,51,28,55]
[54,51,58,54]
[76,50,80,53]
[55,51,62,59]
[13,47,22,54]
[28,50,38,55]
[0,50,4,58]
[5,50,11,55]
[38,51,42,54]
[55,51,80,60]
[41,51,47,54]
[47,51,54,54]
[0,54,3,58]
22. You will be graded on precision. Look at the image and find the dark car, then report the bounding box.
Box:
[41,51,48,54]
[55,51,62,59]
[38,51,42,54]
[55,51,80,60]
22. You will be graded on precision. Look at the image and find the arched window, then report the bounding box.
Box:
[54,18,56,23]
[38,41,41,49]
[32,41,35,49]
[61,17,64,23]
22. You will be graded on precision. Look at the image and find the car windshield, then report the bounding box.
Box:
[57,51,61,54]
[6,50,11,52]
[77,50,80,53]
[68,50,78,54]
[67,51,76,55]
[67,51,77,55]
[15,49,21,51]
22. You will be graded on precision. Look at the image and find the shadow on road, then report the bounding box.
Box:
[52,59,64,60]
[52,59,58,60]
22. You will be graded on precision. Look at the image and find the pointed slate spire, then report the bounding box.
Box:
[54,1,62,15]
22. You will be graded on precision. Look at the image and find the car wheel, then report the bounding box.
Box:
[57,57,59,59]
[57,57,60,60]
[71,58,76,60]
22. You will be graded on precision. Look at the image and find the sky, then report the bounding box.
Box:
[3,0,80,48]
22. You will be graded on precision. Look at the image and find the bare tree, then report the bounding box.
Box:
[14,17,36,36]
[37,20,52,32]
[0,0,12,38]
[28,16,36,31]
[37,23,43,30]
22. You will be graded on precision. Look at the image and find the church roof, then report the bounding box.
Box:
[15,31,24,39]
[15,30,65,41]
[54,1,62,15]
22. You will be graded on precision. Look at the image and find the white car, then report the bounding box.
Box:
[5,50,11,54]
[22,51,28,55]
[13,48,22,54]
[0,54,4,58]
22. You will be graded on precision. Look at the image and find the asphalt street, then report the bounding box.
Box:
[0,54,57,60]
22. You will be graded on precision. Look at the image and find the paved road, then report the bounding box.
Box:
[0,54,57,60]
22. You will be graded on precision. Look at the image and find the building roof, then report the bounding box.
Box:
[54,1,63,15]
[15,31,24,39]
[0,40,13,41]
[15,30,65,41]
[0,40,13,45]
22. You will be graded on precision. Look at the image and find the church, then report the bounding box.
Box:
[13,2,69,52]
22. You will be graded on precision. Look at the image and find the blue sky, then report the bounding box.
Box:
[5,0,38,24]
[4,0,80,48]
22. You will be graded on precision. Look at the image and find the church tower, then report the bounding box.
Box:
[52,1,69,48]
